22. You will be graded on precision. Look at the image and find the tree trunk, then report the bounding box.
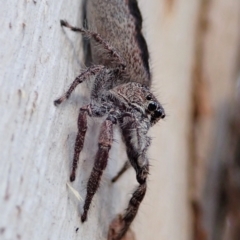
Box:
[1,0,240,240]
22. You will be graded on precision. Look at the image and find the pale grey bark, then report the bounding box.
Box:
[2,0,239,240]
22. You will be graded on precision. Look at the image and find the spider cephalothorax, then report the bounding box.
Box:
[109,82,165,124]
[54,17,165,240]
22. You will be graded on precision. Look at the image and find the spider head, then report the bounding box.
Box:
[145,94,165,125]
[110,83,165,124]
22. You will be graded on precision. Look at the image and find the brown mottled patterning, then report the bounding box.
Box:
[84,0,151,86]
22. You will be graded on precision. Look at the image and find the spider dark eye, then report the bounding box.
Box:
[154,108,165,119]
[146,95,152,100]
[148,102,157,111]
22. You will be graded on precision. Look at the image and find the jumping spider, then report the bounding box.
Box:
[54,20,165,240]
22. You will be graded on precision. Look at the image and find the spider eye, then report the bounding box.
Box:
[148,102,157,111]
[154,108,165,119]
[146,95,152,100]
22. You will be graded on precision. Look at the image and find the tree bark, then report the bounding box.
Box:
[1,0,240,240]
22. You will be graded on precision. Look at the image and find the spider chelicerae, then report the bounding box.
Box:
[54,20,165,240]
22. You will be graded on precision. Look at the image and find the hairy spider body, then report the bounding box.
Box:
[83,0,150,85]
[54,1,165,239]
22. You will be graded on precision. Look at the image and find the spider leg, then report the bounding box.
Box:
[70,105,91,182]
[115,164,148,240]
[60,20,126,70]
[110,116,150,240]
[70,102,111,182]
[54,65,104,106]
[81,112,117,222]
[111,161,130,183]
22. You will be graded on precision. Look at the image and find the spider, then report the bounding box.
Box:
[54,20,165,240]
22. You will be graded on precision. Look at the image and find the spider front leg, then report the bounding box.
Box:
[54,65,104,106]
[109,115,150,240]
[81,112,117,222]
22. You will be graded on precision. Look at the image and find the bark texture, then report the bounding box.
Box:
[1,0,240,240]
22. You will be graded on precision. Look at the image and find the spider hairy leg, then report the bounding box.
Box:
[70,105,92,182]
[81,112,117,222]
[70,102,110,182]
[110,165,148,240]
[111,161,130,183]
[108,114,150,239]
[54,65,103,106]
[60,19,126,70]
[120,181,147,239]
